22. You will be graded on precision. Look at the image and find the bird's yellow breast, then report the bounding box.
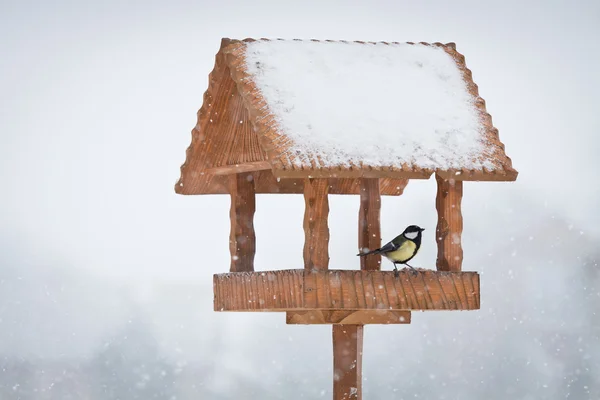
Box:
[384,240,417,263]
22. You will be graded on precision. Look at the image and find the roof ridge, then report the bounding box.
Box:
[223,37,457,49]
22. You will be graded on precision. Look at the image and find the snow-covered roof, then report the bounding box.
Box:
[176,38,517,195]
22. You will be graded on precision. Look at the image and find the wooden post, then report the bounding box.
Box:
[358,178,381,270]
[229,172,256,272]
[333,325,363,400]
[435,174,463,271]
[303,178,329,270]
[354,178,380,400]
[331,178,381,400]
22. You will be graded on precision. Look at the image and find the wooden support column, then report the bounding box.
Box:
[333,325,363,400]
[303,178,329,270]
[229,172,256,272]
[331,178,380,400]
[358,178,381,271]
[435,174,463,272]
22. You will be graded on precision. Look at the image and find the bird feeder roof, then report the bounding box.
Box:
[176,38,517,195]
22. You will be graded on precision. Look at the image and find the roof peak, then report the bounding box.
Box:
[223,37,457,49]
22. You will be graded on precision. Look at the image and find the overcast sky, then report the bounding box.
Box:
[1,0,599,379]
[2,0,598,284]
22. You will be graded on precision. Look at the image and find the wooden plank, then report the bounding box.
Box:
[286,310,411,325]
[213,269,480,311]
[175,39,271,196]
[229,172,256,272]
[303,178,330,270]
[333,325,363,400]
[436,169,518,182]
[435,174,463,272]
[358,179,381,270]
[178,171,409,195]
[273,167,432,180]
[207,161,272,175]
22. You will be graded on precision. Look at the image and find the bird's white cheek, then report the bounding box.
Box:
[404,232,418,240]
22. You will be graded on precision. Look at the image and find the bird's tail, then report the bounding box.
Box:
[357,248,381,257]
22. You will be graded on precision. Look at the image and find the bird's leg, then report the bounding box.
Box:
[393,263,399,278]
[404,262,419,276]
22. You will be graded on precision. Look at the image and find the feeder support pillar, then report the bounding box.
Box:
[358,178,381,270]
[303,178,330,270]
[229,172,256,272]
[435,174,463,272]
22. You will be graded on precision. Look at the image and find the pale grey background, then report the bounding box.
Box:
[1,0,599,399]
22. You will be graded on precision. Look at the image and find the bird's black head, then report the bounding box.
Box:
[402,225,425,240]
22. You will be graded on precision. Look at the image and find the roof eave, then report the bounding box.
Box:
[272,167,433,180]
[271,167,518,181]
[436,168,518,182]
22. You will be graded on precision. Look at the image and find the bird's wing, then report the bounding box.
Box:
[357,235,405,256]
[376,239,401,254]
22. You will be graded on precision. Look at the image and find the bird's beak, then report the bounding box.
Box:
[420,228,425,231]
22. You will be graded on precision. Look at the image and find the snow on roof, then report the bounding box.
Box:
[242,40,490,172]
[175,38,517,185]
[175,38,517,197]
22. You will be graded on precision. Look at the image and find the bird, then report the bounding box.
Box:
[357,225,425,276]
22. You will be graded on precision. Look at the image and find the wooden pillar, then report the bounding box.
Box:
[333,325,363,400]
[435,174,463,272]
[358,178,381,270]
[303,178,329,270]
[331,178,381,400]
[229,172,256,272]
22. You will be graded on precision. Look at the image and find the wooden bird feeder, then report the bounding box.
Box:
[175,38,517,399]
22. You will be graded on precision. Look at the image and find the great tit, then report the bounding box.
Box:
[357,225,425,276]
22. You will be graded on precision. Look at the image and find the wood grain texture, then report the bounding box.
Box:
[435,174,463,272]
[358,179,381,271]
[229,173,256,272]
[213,269,480,311]
[179,171,409,196]
[440,45,518,181]
[175,39,517,197]
[286,310,410,325]
[304,179,330,270]
[333,325,363,400]
[217,38,518,182]
[175,39,268,196]
[172,42,410,195]
[273,168,432,180]
[207,161,272,175]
